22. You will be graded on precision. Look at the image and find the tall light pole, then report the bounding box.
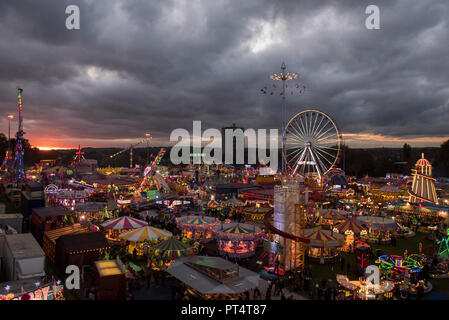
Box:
[7,114,14,150]
[145,133,151,165]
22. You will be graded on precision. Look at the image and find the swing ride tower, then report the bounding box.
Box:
[13,88,26,183]
[266,63,303,173]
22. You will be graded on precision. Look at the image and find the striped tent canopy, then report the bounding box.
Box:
[303,229,345,248]
[153,238,192,258]
[120,226,172,242]
[319,209,348,220]
[356,216,398,231]
[182,216,216,225]
[222,224,254,234]
[101,216,148,230]
[222,197,245,207]
[208,199,219,208]
[334,220,367,234]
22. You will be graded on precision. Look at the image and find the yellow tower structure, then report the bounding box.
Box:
[273,180,307,272]
[408,153,438,204]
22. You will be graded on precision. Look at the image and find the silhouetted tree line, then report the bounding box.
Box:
[1,132,448,177]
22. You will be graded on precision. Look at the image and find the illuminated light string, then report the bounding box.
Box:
[376,254,424,274]
[437,229,449,258]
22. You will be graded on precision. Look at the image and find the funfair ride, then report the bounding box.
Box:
[13,88,26,184]
[109,137,149,168]
[284,109,342,181]
[133,148,167,200]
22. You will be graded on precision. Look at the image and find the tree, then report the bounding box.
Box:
[0,133,7,158]
[402,143,412,162]
[434,139,449,176]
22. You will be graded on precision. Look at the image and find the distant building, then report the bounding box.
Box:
[221,123,245,165]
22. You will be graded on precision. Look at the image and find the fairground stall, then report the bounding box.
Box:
[303,229,345,263]
[212,222,264,259]
[176,215,219,242]
[0,279,64,300]
[333,220,367,252]
[71,201,116,225]
[356,216,398,244]
[101,216,148,242]
[46,189,89,208]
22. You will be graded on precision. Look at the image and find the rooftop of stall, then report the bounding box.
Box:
[94,259,127,300]
[42,224,88,264]
[167,256,260,295]
[54,232,109,274]
[5,233,45,260]
[30,206,72,244]
[213,183,258,197]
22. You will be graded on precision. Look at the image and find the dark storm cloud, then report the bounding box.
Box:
[0,0,448,147]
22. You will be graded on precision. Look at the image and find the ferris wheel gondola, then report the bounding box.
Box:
[284,110,342,179]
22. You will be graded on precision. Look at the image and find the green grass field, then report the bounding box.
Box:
[305,233,449,298]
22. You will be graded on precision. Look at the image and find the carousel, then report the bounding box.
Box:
[317,209,348,226]
[243,205,272,224]
[333,220,367,252]
[376,254,432,297]
[356,216,398,244]
[101,216,148,242]
[303,229,345,263]
[212,222,264,259]
[336,274,395,300]
[207,198,222,214]
[150,238,198,270]
[176,215,219,242]
[120,226,173,258]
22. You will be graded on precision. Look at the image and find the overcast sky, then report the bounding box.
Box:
[0,0,448,149]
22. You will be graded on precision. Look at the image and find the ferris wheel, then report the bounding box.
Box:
[284,110,342,179]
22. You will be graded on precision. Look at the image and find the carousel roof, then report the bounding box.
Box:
[222,197,245,206]
[120,226,172,242]
[101,216,148,230]
[319,209,348,220]
[153,238,192,258]
[221,224,256,234]
[182,216,216,225]
[335,220,367,234]
[302,229,344,248]
[356,216,397,230]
